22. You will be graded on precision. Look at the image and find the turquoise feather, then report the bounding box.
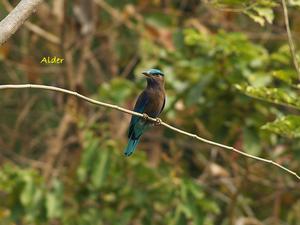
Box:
[124,138,140,156]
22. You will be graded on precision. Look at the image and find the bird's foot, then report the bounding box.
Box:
[155,118,162,126]
[142,113,150,120]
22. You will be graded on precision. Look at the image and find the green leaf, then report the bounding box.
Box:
[20,174,35,207]
[289,0,300,6]
[253,7,274,24]
[91,145,110,189]
[270,45,291,65]
[245,7,274,26]
[247,72,272,87]
[262,115,300,138]
[272,70,298,85]
[236,84,300,109]
[184,29,210,47]
[246,12,264,26]
[45,180,63,219]
[77,131,100,183]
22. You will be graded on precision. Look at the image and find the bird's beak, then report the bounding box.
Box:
[142,71,150,77]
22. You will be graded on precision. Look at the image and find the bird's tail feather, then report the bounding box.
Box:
[124,138,140,157]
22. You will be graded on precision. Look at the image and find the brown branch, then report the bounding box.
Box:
[0,84,299,181]
[281,0,300,80]
[0,0,44,45]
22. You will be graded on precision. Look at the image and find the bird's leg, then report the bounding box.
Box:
[155,118,162,126]
[142,113,150,121]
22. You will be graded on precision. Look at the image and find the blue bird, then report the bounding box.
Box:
[124,69,166,157]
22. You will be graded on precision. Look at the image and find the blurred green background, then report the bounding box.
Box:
[0,0,300,224]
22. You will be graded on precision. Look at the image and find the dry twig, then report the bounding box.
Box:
[0,84,299,181]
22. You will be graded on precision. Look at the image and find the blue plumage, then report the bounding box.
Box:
[124,69,166,157]
[124,139,140,156]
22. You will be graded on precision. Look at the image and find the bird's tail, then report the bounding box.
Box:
[124,138,140,157]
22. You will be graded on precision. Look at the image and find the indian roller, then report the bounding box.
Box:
[124,69,166,157]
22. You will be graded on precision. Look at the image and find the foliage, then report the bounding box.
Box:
[0,131,219,224]
[0,165,63,223]
[211,0,277,26]
[262,115,300,138]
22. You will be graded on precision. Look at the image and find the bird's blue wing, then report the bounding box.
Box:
[128,91,149,138]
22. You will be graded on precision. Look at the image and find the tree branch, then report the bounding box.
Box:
[0,0,43,45]
[281,0,300,80]
[1,0,60,44]
[0,84,299,181]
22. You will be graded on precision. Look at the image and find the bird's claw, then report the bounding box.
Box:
[142,113,150,120]
[155,118,162,126]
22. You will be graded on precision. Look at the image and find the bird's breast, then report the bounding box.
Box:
[144,88,165,118]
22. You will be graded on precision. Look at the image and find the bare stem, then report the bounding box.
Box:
[281,0,300,80]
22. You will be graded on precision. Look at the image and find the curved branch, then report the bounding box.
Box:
[281,0,300,80]
[0,0,43,45]
[0,84,299,181]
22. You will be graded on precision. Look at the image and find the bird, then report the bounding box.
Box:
[124,68,166,157]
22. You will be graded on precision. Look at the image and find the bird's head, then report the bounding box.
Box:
[142,69,164,85]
